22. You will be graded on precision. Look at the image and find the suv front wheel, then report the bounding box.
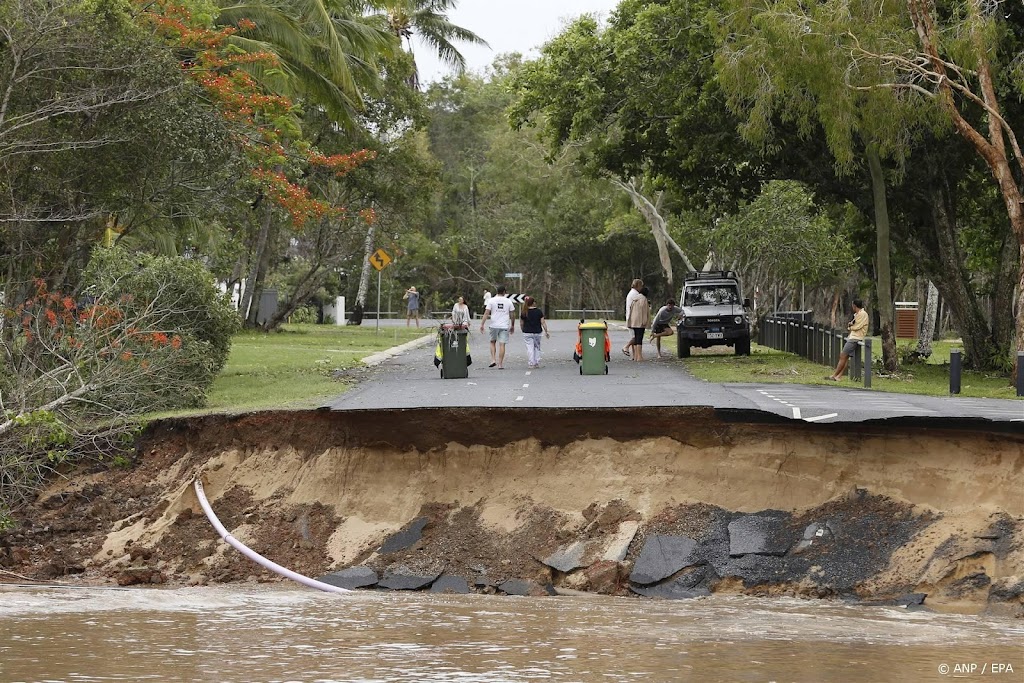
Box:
[678,335,691,358]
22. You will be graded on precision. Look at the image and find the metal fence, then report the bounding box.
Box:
[759,316,1024,396]
[758,316,873,388]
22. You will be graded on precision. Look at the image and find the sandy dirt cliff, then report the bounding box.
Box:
[1,408,1021,615]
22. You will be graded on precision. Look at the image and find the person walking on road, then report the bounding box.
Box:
[650,299,682,358]
[520,296,549,368]
[829,299,869,381]
[626,285,651,362]
[403,286,420,328]
[622,279,644,358]
[451,296,471,327]
[480,285,515,369]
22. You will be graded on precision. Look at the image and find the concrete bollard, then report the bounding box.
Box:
[863,338,872,389]
[950,348,962,395]
[1018,352,1024,398]
[851,340,862,380]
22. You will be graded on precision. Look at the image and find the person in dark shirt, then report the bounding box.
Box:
[650,299,681,358]
[519,296,549,368]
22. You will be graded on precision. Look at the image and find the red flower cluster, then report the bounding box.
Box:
[6,281,186,367]
[137,1,376,228]
[308,149,377,177]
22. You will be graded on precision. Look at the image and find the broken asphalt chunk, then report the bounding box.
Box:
[629,535,700,585]
[379,517,429,553]
[728,515,793,557]
[317,566,378,590]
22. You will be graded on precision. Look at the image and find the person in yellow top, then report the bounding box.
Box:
[829,299,869,381]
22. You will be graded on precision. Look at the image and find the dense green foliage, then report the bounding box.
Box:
[508,0,1022,371]
[83,247,241,388]
[3,0,1021,404]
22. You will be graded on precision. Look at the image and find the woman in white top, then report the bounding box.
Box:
[451,296,471,327]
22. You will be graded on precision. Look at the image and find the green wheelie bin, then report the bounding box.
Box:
[577,321,610,375]
[435,323,470,379]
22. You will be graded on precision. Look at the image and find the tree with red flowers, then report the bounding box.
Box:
[139,0,381,327]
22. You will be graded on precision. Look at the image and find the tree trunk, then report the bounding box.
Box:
[239,199,272,324]
[611,177,697,284]
[865,143,898,372]
[915,280,938,358]
[350,221,376,325]
[266,263,326,331]
[928,184,996,369]
[989,230,1017,362]
[1016,244,1024,376]
[246,220,277,328]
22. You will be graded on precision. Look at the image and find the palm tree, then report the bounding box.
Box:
[365,0,488,88]
[216,0,397,125]
[210,0,398,324]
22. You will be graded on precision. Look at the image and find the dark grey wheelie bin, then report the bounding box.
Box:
[435,323,470,379]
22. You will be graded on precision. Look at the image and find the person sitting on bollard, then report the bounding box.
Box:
[828,299,868,381]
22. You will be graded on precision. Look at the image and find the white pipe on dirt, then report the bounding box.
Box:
[192,479,350,594]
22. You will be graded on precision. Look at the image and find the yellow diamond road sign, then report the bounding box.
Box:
[369,248,392,271]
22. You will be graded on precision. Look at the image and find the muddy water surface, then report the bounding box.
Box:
[1,586,1021,683]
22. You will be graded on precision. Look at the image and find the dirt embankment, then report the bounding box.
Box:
[1,408,1022,615]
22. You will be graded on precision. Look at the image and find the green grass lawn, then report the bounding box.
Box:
[161,323,430,415]
[674,337,1020,400]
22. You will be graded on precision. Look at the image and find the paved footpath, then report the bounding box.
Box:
[325,319,1024,425]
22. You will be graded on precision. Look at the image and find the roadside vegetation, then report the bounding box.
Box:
[678,342,1019,400]
[200,325,429,412]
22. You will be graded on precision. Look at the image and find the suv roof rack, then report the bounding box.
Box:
[684,270,737,281]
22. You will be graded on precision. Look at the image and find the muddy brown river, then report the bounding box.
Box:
[1,586,1021,682]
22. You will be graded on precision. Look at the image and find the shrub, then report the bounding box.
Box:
[0,249,239,512]
[84,247,239,379]
[290,305,319,324]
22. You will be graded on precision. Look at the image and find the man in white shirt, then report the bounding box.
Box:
[480,285,515,369]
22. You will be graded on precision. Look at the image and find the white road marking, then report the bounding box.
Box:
[792,407,802,419]
[525,371,532,376]
[805,413,839,422]
[515,396,524,402]
[523,384,530,388]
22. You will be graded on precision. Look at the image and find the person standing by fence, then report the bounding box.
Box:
[829,299,868,381]
[520,296,549,368]
[403,286,420,328]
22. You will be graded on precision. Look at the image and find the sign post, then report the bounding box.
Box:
[504,272,526,304]
[369,248,392,333]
